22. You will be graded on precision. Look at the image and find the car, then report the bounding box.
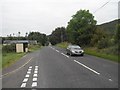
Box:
[66,45,84,56]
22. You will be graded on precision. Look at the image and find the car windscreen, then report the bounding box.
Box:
[70,46,81,49]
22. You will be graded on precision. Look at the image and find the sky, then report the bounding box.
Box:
[1,0,119,37]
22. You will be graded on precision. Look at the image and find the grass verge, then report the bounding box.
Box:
[84,47,119,63]
[2,52,26,69]
[56,42,119,63]
[1,44,42,69]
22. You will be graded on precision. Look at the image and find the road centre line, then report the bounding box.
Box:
[74,60,100,75]
[61,53,69,58]
[1,57,33,79]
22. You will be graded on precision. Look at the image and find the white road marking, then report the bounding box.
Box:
[35,68,38,70]
[25,74,30,78]
[74,60,100,75]
[32,82,37,87]
[23,78,28,82]
[1,57,33,78]
[35,66,38,68]
[56,50,60,53]
[21,83,27,88]
[33,74,38,77]
[29,66,32,69]
[109,79,113,81]
[33,78,37,81]
[34,71,38,74]
[27,71,31,74]
[28,68,32,71]
[61,53,69,58]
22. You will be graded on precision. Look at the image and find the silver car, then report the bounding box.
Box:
[66,45,84,56]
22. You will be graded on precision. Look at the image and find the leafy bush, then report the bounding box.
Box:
[2,44,16,53]
[97,38,110,49]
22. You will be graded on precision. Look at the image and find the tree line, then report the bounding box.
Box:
[2,9,119,55]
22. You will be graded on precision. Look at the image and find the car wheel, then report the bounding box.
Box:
[70,52,72,56]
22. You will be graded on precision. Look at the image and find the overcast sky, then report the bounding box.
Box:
[1,0,119,37]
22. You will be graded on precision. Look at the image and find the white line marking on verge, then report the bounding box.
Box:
[21,83,27,88]
[74,60,100,75]
[1,57,33,79]
[61,53,69,58]
[32,82,37,87]
[23,78,28,82]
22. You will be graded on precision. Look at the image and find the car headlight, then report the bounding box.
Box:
[71,50,75,53]
[81,50,84,53]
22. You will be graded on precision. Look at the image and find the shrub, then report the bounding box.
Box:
[2,44,16,53]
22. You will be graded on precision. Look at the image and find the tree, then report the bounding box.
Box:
[28,32,47,46]
[49,27,67,45]
[66,10,97,46]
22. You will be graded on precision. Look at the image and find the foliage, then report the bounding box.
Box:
[56,42,69,49]
[28,32,48,46]
[2,44,16,53]
[66,10,97,46]
[49,27,67,45]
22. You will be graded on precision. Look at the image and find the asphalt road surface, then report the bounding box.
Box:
[1,46,119,88]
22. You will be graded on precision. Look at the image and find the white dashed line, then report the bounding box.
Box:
[35,68,38,71]
[29,66,32,69]
[23,78,28,82]
[109,79,113,81]
[27,71,31,74]
[25,74,30,78]
[56,50,60,53]
[32,82,37,87]
[33,74,38,77]
[33,78,37,81]
[74,60,100,75]
[34,71,38,74]
[28,69,32,71]
[21,83,27,88]
[61,53,69,58]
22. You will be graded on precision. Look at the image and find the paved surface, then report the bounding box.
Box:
[2,46,119,88]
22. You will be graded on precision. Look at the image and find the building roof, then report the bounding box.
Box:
[3,40,37,44]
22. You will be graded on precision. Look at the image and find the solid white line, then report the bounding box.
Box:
[32,82,37,87]
[23,78,28,82]
[21,83,27,88]
[33,78,37,81]
[74,60,100,75]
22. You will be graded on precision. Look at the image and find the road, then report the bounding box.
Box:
[2,46,119,89]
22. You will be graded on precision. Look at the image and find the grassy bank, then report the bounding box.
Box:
[84,47,119,63]
[28,44,41,52]
[1,44,41,69]
[2,52,26,68]
[56,42,119,63]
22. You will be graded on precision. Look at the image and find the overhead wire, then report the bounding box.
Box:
[93,0,111,13]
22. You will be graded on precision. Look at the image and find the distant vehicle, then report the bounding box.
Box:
[66,45,84,56]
